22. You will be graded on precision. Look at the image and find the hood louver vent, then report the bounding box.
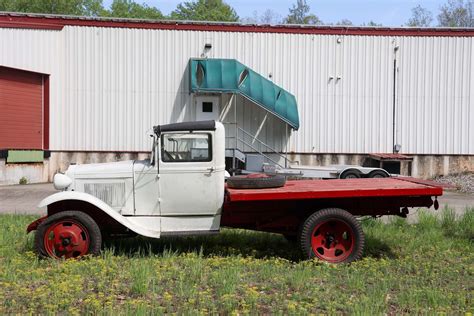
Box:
[84,183,126,207]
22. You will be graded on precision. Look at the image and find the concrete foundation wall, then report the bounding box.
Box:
[410,155,474,179]
[0,152,472,185]
[0,159,50,185]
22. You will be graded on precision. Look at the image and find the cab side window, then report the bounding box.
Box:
[161,133,212,162]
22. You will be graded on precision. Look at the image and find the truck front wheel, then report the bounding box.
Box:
[35,211,102,259]
[299,208,364,263]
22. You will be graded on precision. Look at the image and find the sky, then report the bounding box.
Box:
[103,0,445,26]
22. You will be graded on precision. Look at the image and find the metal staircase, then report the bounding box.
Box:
[223,123,390,179]
[224,123,297,172]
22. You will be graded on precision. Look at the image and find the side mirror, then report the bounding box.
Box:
[150,134,157,166]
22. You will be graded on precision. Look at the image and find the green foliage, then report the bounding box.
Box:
[259,9,282,24]
[335,18,353,26]
[407,4,434,27]
[0,0,105,16]
[438,0,474,27]
[105,0,163,19]
[241,9,282,25]
[457,207,474,240]
[0,0,164,20]
[284,0,322,25]
[0,209,473,314]
[3,0,474,28]
[362,20,383,27]
[170,0,239,22]
[18,177,28,185]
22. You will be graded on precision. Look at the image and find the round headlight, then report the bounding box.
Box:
[53,173,72,190]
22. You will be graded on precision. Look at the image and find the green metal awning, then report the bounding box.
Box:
[189,58,300,130]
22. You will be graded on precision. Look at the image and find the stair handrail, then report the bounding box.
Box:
[235,126,296,168]
[237,138,283,167]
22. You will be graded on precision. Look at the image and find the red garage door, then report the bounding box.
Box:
[0,67,48,150]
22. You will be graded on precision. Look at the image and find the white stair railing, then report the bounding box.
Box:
[224,122,296,169]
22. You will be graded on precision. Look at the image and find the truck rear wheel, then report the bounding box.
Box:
[299,208,364,263]
[35,211,102,259]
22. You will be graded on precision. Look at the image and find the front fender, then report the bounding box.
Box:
[38,191,160,238]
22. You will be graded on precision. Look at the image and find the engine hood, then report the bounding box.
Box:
[72,160,135,179]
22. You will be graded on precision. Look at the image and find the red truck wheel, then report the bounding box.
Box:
[35,211,102,259]
[299,208,364,263]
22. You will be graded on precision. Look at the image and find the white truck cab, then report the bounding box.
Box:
[39,120,226,242]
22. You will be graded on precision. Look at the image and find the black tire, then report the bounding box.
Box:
[368,170,389,178]
[227,174,286,189]
[339,170,361,179]
[298,208,364,263]
[35,211,102,259]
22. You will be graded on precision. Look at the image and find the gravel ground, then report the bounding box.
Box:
[434,172,474,194]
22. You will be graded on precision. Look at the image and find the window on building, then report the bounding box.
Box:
[202,102,213,113]
[161,133,212,162]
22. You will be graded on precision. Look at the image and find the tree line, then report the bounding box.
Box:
[0,0,472,27]
[0,0,239,21]
[408,0,473,27]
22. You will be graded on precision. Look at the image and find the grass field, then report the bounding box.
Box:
[0,208,473,314]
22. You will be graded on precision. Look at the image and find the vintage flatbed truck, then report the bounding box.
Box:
[27,121,443,263]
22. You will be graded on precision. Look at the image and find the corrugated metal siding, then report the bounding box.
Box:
[58,27,240,151]
[397,36,474,154]
[0,26,472,154]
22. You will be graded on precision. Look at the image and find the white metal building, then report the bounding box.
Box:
[0,13,473,184]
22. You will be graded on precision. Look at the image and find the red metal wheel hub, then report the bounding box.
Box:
[43,220,90,259]
[311,219,355,263]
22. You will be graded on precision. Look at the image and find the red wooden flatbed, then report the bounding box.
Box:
[225,177,442,202]
[221,177,443,234]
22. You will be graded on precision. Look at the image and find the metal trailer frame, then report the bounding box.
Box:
[262,163,391,179]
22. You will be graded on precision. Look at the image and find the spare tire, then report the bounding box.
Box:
[227,174,286,189]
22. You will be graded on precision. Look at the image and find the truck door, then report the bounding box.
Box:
[133,159,160,216]
[158,131,220,216]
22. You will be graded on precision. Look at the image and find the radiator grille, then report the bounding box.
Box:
[83,183,126,207]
